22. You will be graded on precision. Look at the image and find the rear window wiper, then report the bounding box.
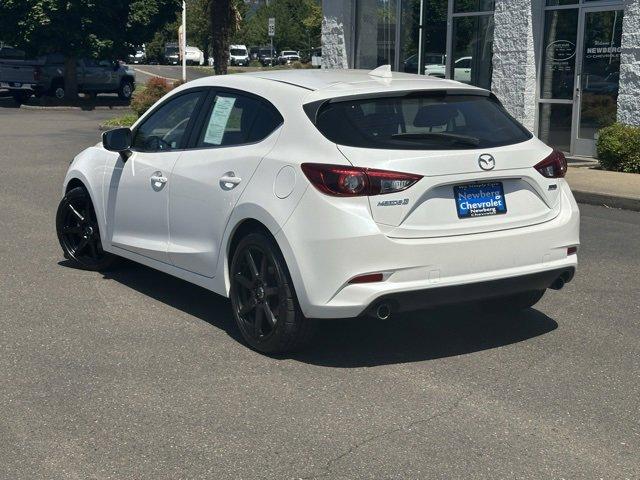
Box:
[390,132,481,147]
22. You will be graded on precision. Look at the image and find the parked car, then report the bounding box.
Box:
[0,54,136,102]
[185,46,205,66]
[229,45,249,67]
[278,50,300,65]
[128,50,146,65]
[258,48,275,66]
[164,43,180,65]
[57,69,579,354]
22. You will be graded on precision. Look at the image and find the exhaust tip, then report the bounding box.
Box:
[376,303,392,320]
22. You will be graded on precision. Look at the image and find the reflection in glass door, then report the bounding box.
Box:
[573,7,624,156]
[538,7,579,153]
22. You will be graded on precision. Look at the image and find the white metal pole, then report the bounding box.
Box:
[182,0,187,82]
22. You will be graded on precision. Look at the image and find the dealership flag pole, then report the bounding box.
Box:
[181,0,186,82]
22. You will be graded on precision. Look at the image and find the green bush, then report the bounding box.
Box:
[130,77,175,117]
[597,123,640,174]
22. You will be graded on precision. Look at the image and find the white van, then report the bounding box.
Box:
[229,45,249,67]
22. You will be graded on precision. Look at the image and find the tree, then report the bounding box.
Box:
[0,0,180,99]
[209,0,242,75]
[238,0,321,56]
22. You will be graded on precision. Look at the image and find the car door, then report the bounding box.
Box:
[79,59,103,91]
[168,89,283,277]
[105,89,206,263]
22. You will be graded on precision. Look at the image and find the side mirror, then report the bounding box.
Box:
[102,127,132,157]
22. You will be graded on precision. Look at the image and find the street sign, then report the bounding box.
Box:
[268,17,275,37]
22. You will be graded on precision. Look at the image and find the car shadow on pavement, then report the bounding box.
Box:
[86,260,559,367]
[294,308,558,368]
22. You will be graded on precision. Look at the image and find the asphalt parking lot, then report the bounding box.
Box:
[1,103,639,479]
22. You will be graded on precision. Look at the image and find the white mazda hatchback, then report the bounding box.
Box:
[57,68,579,353]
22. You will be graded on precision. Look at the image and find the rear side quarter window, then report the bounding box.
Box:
[196,92,283,148]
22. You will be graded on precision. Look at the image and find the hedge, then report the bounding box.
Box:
[596,123,640,174]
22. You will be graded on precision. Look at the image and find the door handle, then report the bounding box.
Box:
[220,172,242,190]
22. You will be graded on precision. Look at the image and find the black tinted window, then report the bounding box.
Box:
[196,93,282,147]
[312,93,532,150]
[133,91,202,152]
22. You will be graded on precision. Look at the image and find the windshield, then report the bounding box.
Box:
[282,51,297,56]
[311,93,532,150]
[230,49,247,56]
[165,47,178,56]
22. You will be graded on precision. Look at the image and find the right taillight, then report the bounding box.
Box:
[534,150,567,178]
[33,66,42,82]
[301,163,422,197]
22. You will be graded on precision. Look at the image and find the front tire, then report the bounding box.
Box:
[56,186,119,271]
[229,232,316,354]
[12,91,31,105]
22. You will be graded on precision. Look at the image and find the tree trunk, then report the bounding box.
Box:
[210,0,231,75]
[63,56,79,100]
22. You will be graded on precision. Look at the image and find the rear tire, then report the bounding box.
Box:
[481,290,545,313]
[56,186,120,271]
[229,232,316,354]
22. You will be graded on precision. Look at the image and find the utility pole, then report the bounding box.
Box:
[181,0,187,82]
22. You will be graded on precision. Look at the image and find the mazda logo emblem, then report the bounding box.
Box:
[478,154,495,171]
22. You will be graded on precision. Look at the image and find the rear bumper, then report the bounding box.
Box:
[368,267,574,315]
[276,180,580,319]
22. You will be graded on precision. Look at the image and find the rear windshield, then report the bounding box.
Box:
[230,49,247,56]
[311,93,532,150]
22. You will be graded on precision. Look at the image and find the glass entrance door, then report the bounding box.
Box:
[537,3,624,157]
[572,7,624,156]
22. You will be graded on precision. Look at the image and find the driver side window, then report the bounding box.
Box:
[132,91,202,152]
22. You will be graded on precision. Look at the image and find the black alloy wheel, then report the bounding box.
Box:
[229,233,316,354]
[56,186,119,271]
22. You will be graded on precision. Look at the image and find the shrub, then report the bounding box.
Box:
[130,77,173,117]
[597,123,640,174]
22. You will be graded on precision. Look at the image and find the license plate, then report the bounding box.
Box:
[454,182,507,218]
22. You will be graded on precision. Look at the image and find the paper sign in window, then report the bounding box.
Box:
[204,96,236,145]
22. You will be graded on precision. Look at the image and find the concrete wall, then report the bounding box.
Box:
[321,0,354,69]
[491,0,543,132]
[617,0,640,126]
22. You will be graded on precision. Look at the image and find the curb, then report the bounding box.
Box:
[20,104,131,111]
[573,190,640,212]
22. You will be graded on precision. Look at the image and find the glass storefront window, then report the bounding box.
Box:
[399,0,421,73]
[420,0,448,76]
[451,14,494,89]
[538,103,573,152]
[578,9,623,140]
[545,0,577,6]
[454,0,494,13]
[540,9,579,100]
[355,0,397,69]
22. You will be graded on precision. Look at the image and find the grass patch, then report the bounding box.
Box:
[102,112,138,128]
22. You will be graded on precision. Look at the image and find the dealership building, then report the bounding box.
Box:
[321,0,639,157]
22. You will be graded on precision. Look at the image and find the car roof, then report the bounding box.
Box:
[243,68,486,98]
[184,68,487,107]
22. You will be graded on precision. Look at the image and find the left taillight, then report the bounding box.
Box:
[301,163,422,197]
[534,150,567,178]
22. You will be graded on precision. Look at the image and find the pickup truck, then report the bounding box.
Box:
[0,54,136,103]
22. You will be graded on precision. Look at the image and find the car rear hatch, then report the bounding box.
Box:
[310,89,563,239]
[338,141,561,238]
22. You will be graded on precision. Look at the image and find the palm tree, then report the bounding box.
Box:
[210,0,241,74]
